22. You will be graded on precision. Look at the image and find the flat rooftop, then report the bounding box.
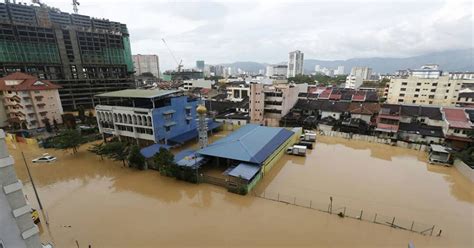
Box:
[95,89,180,99]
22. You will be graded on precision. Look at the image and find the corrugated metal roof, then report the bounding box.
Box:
[168,121,222,144]
[95,89,179,99]
[197,124,294,164]
[140,143,171,158]
[228,163,260,180]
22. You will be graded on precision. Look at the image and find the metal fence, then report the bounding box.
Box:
[254,190,440,236]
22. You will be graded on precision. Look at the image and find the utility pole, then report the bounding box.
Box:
[21,151,44,211]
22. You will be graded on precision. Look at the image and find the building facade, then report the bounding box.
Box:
[226,84,249,102]
[287,50,304,78]
[196,60,205,71]
[266,64,288,77]
[0,72,63,129]
[133,54,160,78]
[345,67,372,89]
[0,130,42,248]
[0,2,134,110]
[386,66,474,106]
[249,83,299,126]
[95,89,200,145]
[181,79,213,91]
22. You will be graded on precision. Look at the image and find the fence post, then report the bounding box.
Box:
[310,200,312,209]
[278,193,280,201]
[430,225,435,236]
[410,221,414,231]
[359,210,363,220]
[374,213,377,223]
[391,217,395,227]
[343,207,346,216]
[294,197,296,205]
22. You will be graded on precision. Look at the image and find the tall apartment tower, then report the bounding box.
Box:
[287,50,304,78]
[0,130,42,248]
[195,60,205,71]
[133,54,160,78]
[0,2,134,110]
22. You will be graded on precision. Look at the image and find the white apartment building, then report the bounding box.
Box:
[266,64,288,77]
[386,65,474,106]
[345,67,373,89]
[133,54,160,78]
[226,84,249,102]
[335,66,345,75]
[287,50,304,78]
[249,83,299,126]
[181,79,213,91]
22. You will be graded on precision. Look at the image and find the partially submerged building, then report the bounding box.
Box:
[175,124,300,194]
[95,89,220,146]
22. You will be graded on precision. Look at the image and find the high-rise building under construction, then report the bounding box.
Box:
[0,1,134,110]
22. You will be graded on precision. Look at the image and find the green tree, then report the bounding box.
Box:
[153,147,175,176]
[102,141,130,167]
[88,142,105,160]
[455,146,474,167]
[128,145,146,170]
[53,129,85,154]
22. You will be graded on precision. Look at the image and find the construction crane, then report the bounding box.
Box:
[162,38,183,72]
[72,0,80,14]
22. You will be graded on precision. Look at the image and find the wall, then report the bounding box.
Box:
[321,111,341,120]
[152,96,199,143]
[261,128,301,175]
[454,159,474,183]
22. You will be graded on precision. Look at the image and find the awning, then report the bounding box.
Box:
[228,163,260,180]
[430,144,450,154]
[140,143,171,159]
[168,121,222,144]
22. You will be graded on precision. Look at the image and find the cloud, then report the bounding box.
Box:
[43,0,473,70]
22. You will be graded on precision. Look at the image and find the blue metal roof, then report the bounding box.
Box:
[168,121,222,144]
[174,149,195,163]
[228,163,260,180]
[197,124,294,164]
[140,143,171,158]
[176,155,206,169]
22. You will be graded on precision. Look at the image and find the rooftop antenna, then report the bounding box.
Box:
[72,0,80,14]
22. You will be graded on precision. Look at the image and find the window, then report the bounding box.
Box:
[165,126,171,132]
[186,119,190,125]
[398,99,403,103]
[432,83,438,86]
[414,94,419,97]
[399,93,405,97]
[430,89,436,92]
[446,90,449,93]
[400,88,406,91]
[445,96,448,99]
[453,129,460,134]
[34,91,40,93]
[415,89,420,92]
[429,101,433,104]
[402,82,408,85]
[428,95,435,99]
[412,100,416,103]
[417,82,422,86]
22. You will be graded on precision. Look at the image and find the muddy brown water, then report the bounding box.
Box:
[5,133,473,247]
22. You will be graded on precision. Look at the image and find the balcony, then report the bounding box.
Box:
[376,123,399,132]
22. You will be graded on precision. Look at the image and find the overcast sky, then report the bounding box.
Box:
[43,0,473,70]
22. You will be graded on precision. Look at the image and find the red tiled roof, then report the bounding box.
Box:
[443,108,472,129]
[349,103,380,115]
[0,72,61,91]
[352,91,366,101]
[319,89,331,99]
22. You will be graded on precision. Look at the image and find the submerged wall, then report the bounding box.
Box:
[454,159,474,183]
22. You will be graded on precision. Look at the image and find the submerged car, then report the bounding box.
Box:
[32,153,57,163]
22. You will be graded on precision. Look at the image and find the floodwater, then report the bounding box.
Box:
[5,133,473,247]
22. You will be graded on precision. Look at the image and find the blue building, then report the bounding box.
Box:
[95,89,220,146]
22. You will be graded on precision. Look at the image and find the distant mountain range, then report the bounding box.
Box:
[218,49,473,74]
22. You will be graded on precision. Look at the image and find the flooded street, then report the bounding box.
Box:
[6,133,474,247]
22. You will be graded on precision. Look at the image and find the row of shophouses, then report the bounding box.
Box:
[281,99,473,149]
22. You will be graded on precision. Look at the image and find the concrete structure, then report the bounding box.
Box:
[266,65,288,77]
[226,84,249,102]
[181,79,213,91]
[0,129,42,248]
[456,89,474,107]
[95,89,202,145]
[441,107,473,148]
[195,60,205,71]
[0,1,134,110]
[133,54,160,78]
[0,72,63,130]
[249,83,299,126]
[345,67,372,89]
[335,66,345,75]
[386,65,474,106]
[287,50,304,77]
[454,159,474,183]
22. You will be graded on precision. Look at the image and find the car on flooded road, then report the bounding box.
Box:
[32,153,57,163]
